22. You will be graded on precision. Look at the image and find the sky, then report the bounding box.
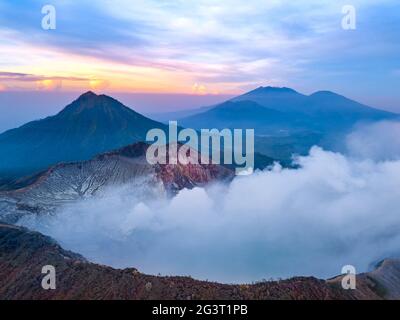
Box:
[0,0,399,129]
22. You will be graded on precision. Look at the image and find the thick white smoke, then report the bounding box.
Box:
[346,121,400,161]
[19,121,400,283]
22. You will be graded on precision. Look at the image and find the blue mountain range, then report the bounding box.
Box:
[0,87,397,181]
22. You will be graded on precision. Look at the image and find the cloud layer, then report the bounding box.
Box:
[19,122,400,283]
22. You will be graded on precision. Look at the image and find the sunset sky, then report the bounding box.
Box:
[0,0,399,130]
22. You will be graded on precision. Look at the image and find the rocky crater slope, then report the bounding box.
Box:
[0,142,233,223]
[1,223,399,300]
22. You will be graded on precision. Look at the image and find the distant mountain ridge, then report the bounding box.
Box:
[0,87,398,182]
[0,91,168,180]
[181,86,398,133]
[146,105,214,123]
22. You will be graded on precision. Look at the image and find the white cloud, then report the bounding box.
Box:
[19,122,400,283]
[347,121,400,161]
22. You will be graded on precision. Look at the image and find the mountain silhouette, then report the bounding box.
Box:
[1,87,398,181]
[180,100,292,133]
[0,91,167,179]
[181,86,398,133]
[233,86,308,114]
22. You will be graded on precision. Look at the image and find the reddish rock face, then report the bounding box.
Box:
[107,141,234,193]
[156,161,233,194]
[0,142,234,223]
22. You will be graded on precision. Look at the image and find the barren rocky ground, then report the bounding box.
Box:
[1,223,399,300]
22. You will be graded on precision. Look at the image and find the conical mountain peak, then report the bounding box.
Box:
[248,86,299,95]
[79,90,98,98]
[0,92,168,179]
[59,91,127,116]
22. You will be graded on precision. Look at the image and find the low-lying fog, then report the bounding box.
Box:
[19,121,400,283]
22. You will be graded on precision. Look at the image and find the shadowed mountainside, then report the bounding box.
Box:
[180,87,398,157]
[181,87,398,134]
[0,91,168,180]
